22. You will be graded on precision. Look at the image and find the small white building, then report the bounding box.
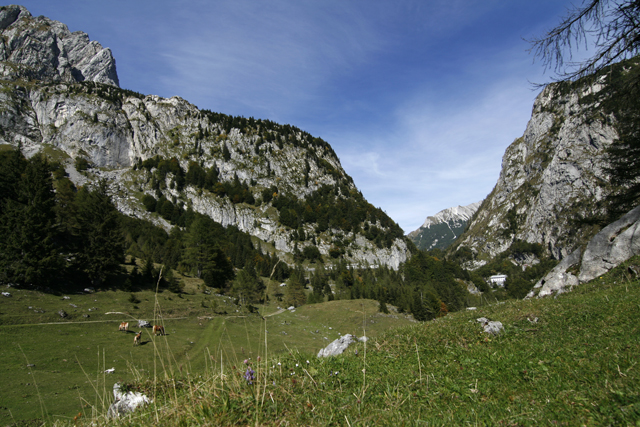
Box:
[489,274,507,287]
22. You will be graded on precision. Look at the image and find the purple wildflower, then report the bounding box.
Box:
[244,367,255,385]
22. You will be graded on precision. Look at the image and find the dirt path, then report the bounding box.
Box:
[264,308,285,317]
[0,317,188,327]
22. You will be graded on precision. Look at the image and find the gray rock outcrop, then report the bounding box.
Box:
[0,5,119,86]
[578,205,640,282]
[317,334,361,357]
[529,204,640,298]
[452,72,621,262]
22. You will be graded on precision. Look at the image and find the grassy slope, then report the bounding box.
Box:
[0,286,414,424]
[91,257,640,426]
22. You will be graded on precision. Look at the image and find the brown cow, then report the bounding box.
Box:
[119,322,129,332]
[133,331,142,346]
[152,325,165,336]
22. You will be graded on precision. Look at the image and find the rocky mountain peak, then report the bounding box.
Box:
[407,202,481,251]
[418,202,481,229]
[0,5,119,86]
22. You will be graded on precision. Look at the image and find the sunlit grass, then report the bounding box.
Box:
[0,281,413,424]
[76,256,640,426]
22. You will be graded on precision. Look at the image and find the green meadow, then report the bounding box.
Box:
[100,256,639,426]
[2,257,640,425]
[0,281,414,425]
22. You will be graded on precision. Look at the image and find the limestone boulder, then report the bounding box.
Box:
[528,204,640,298]
[317,334,357,357]
[578,205,640,283]
[529,248,582,298]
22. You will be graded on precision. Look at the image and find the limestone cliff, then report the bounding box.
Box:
[450,62,634,263]
[0,5,118,86]
[0,5,410,269]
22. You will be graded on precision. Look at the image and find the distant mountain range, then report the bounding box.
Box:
[407,202,481,251]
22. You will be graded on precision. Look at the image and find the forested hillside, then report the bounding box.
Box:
[0,147,474,320]
[0,2,474,319]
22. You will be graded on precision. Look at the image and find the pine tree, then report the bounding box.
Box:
[378,299,389,314]
[285,266,307,307]
[231,269,264,305]
[0,147,27,211]
[184,215,234,289]
[411,290,428,322]
[0,153,62,288]
[602,61,640,220]
[72,180,124,286]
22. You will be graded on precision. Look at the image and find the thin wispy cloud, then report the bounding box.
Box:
[153,1,385,119]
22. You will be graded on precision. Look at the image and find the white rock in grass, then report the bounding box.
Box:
[107,383,151,418]
[476,317,504,335]
[317,334,358,357]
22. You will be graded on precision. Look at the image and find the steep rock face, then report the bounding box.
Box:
[0,6,410,269]
[452,74,620,262]
[0,5,119,86]
[23,88,408,268]
[408,202,481,250]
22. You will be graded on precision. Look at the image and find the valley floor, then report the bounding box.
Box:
[0,289,412,424]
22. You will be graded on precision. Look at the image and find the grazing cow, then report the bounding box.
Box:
[152,325,165,336]
[119,322,129,332]
[133,331,142,346]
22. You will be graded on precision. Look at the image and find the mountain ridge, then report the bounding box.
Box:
[0,4,410,269]
[415,202,481,229]
[407,201,481,251]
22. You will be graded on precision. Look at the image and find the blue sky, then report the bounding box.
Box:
[14,0,580,233]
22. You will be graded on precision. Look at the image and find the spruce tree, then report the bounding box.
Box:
[72,180,124,286]
[0,153,62,288]
[285,266,307,307]
[184,215,234,289]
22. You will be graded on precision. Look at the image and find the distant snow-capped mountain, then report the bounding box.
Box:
[407,202,481,251]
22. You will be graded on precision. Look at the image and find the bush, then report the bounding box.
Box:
[141,194,157,212]
[302,245,322,262]
[75,157,90,171]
